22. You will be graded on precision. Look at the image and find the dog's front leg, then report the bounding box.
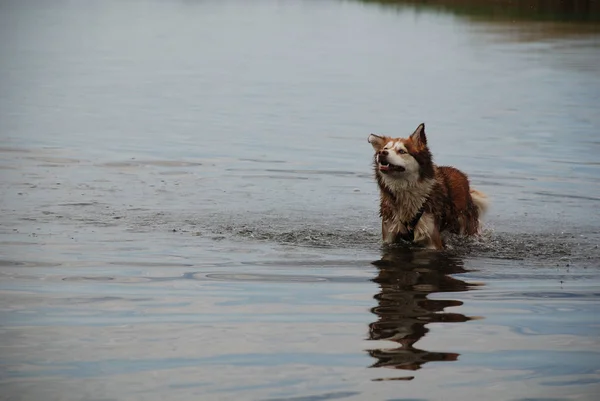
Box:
[415,227,443,250]
[381,220,399,244]
[421,229,444,250]
[413,215,444,250]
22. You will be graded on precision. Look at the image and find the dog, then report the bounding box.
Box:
[368,123,488,250]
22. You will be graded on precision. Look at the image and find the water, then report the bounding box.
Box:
[1,0,599,400]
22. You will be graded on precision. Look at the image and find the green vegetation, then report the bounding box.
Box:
[355,0,600,22]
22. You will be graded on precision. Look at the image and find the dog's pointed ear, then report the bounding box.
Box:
[410,123,427,147]
[368,134,386,151]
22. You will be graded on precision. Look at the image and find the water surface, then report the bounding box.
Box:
[1,1,599,400]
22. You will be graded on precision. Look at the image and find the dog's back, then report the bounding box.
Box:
[434,166,479,236]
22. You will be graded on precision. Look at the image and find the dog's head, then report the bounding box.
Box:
[368,123,434,182]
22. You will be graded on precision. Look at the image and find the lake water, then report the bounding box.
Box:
[1,1,599,400]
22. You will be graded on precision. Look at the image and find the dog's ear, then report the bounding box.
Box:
[368,134,386,151]
[409,123,427,148]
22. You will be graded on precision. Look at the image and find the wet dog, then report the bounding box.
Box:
[368,123,488,249]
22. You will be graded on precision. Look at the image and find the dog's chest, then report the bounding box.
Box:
[380,179,434,222]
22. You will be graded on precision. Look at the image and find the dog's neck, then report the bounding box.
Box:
[379,176,436,223]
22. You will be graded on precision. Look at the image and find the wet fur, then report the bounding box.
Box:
[369,123,488,250]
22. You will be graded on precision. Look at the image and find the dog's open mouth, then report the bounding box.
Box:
[379,161,405,173]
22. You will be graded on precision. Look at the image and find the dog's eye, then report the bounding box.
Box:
[398,149,407,154]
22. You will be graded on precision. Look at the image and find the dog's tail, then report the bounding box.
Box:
[470,189,489,216]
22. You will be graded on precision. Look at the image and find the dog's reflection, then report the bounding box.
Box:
[367,247,479,377]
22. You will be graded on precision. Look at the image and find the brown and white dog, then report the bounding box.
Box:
[368,123,488,250]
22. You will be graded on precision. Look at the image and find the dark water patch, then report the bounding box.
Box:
[36,164,69,168]
[241,259,373,268]
[157,170,192,176]
[470,173,538,182]
[25,156,82,164]
[0,259,61,268]
[372,376,415,381]
[469,179,526,188]
[385,398,427,401]
[532,191,600,203]
[262,392,361,401]
[62,276,114,282]
[512,399,574,401]
[201,273,328,283]
[541,377,600,386]
[108,261,194,268]
[224,167,361,178]
[58,202,100,207]
[481,291,600,300]
[197,273,369,284]
[0,241,39,246]
[61,276,153,283]
[265,169,359,177]
[550,159,600,166]
[70,219,120,228]
[100,160,202,168]
[239,158,287,164]
[0,147,32,153]
[168,381,211,390]
[64,296,153,304]
[241,174,311,181]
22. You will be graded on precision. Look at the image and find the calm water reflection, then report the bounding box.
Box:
[368,249,474,378]
[358,0,600,22]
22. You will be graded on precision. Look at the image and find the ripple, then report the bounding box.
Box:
[470,291,600,300]
[57,202,99,207]
[61,276,153,283]
[157,170,192,176]
[532,191,600,202]
[0,146,31,153]
[239,158,287,164]
[64,296,153,304]
[108,261,194,268]
[261,392,362,401]
[264,168,359,177]
[100,160,202,168]
[195,273,329,283]
[241,174,310,180]
[0,259,61,268]
[25,156,82,164]
[241,259,370,268]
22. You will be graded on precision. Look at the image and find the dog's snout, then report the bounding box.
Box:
[377,150,389,165]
